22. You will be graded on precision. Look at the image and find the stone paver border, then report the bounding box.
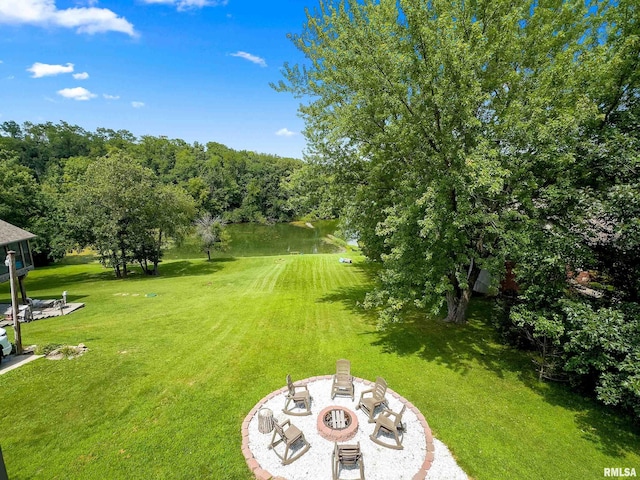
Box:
[241,375,435,480]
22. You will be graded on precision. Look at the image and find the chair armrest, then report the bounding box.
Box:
[357,388,374,405]
[381,409,398,421]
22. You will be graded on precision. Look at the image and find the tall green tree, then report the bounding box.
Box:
[275,0,602,323]
[134,184,197,275]
[66,152,195,277]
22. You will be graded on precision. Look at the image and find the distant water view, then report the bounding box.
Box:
[166,220,343,259]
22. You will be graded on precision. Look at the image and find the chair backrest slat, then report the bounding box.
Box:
[374,377,387,400]
[336,359,351,377]
[337,442,361,464]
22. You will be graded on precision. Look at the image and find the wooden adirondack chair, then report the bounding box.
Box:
[268,418,311,465]
[331,359,354,400]
[332,441,365,480]
[283,374,312,416]
[356,376,387,422]
[369,404,406,450]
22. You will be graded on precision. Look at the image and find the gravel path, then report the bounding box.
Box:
[245,378,467,480]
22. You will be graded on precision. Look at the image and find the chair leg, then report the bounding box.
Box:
[281,438,311,465]
[332,450,338,480]
[394,431,404,450]
[283,398,312,416]
[367,407,376,423]
[283,444,291,465]
[268,430,283,450]
[370,427,404,450]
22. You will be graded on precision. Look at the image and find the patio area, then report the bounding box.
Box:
[0,301,85,328]
[242,376,467,480]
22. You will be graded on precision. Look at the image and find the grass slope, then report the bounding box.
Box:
[0,254,638,479]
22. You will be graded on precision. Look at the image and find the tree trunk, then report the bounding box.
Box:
[444,264,480,324]
[121,246,128,278]
[445,288,473,324]
[153,230,162,275]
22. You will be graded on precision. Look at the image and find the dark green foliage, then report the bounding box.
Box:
[501,0,640,417]
[562,301,640,417]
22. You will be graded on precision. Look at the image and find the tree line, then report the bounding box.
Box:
[276,0,640,419]
[0,121,336,274]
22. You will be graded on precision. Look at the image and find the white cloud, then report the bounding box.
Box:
[0,0,136,36]
[131,101,145,108]
[28,62,74,78]
[103,94,120,100]
[276,128,296,137]
[141,0,228,10]
[73,72,89,80]
[230,51,267,68]
[57,87,97,101]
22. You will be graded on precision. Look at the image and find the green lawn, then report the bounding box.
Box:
[0,253,638,479]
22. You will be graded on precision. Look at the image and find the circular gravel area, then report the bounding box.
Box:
[241,376,468,480]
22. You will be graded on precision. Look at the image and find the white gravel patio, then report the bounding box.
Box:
[242,376,468,480]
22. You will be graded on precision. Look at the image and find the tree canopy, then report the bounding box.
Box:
[275,0,608,324]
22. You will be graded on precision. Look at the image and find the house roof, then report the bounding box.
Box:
[0,219,36,246]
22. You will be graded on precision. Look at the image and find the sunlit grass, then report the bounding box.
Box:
[0,254,638,479]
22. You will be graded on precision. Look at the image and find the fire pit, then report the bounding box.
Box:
[317,406,359,442]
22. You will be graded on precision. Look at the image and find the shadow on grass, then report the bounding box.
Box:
[145,258,236,279]
[321,280,640,459]
[317,261,379,306]
[524,371,640,458]
[11,258,236,294]
[370,301,532,379]
[14,269,117,293]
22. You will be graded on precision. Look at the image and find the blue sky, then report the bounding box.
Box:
[0,0,313,159]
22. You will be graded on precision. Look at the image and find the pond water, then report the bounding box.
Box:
[227,220,342,256]
[167,220,343,259]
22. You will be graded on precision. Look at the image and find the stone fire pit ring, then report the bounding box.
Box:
[317,405,359,442]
